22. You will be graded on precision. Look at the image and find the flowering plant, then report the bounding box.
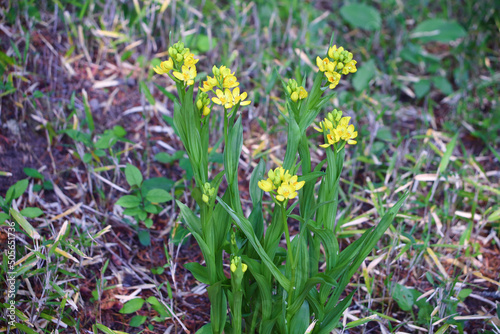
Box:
[153,40,408,334]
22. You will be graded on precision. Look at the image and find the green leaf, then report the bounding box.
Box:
[146,296,171,318]
[129,315,147,327]
[116,195,141,208]
[13,323,38,334]
[139,81,156,106]
[0,212,10,223]
[96,323,119,334]
[146,189,172,203]
[393,284,413,311]
[184,262,210,284]
[119,298,144,314]
[353,59,376,92]
[410,19,467,43]
[138,230,151,246]
[141,177,175,195]
[125,163,143,187]
[487,208,500,222]
[438,134,458,174]
[23,167,43,179]
[432,76,453,95]
[195,323,213,334]
[217,197,291,291]
[20,207,44,218]
[8,179,29,202]
[414,79,431,99]
[340,4,382,31]
[10,208,41,240]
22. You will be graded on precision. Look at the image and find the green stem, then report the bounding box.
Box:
[281,203,296,325]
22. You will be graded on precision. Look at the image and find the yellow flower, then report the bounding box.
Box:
[313,118,333,133]
[183,53,199,67]
[153,58,174,74]
[223,74,239,89]
[288,175,305,191]
[328,45,344,59]
[316,57,330,72]
[212,89,234,109]
[276,183,298,202]
[319,128,341,148]
[203,106,211,116]
[232,87,251,106]
[202,194,209,204]
[258,178,274,192]
[342,60,357,74]
[200,76,218,92]
[173,65,197,86]
[298,86,308,99]
[325,71,341,89]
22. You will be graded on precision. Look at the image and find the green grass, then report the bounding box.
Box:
[0,0,499,333]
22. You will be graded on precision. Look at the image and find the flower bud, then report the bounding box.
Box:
[212,65,220,76]
[333,51,340,60]
[169,47,177,57]
[336,62,344,70]
[291,91,299,102]
[202,194,209,204]
[176,54,183,62]
[196,99,203,110]
[203,106,210,116]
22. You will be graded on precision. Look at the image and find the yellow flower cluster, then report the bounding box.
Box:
[314,109,358,148]
[286,79,308,102]
[230,256,248,273]
[201,65,251,109]
[196,92,211,116]
[316,45,357,89]
[153,42,199,86]
[201,182,216,204]
[258,167,305,202]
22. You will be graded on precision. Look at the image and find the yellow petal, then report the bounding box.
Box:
[212,97,222,105]
[240,100,251,106]
[173,71,183,80]
[276,195,285,202]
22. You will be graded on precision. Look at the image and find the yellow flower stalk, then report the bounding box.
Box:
[153,58,174,74]
[173,65,197,86]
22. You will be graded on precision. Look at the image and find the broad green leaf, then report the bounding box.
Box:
[340,4,381,31]
[129,315,147,327]
[392,284,413,311]
[410,19,466,43]
[414,79,431,98]
[115,195,141,208]
[184,262,210,284]
[432,76,453,95]
[353,59,376,92]
[10,208,41,240]
[23,167,43,179]
[138,230,151,246]
[20,207,44,218]
[119,298,144,314]
[146,189,172,203]
[125,163,143,187]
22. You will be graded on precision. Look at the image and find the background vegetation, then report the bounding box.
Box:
[0,0,499,333]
